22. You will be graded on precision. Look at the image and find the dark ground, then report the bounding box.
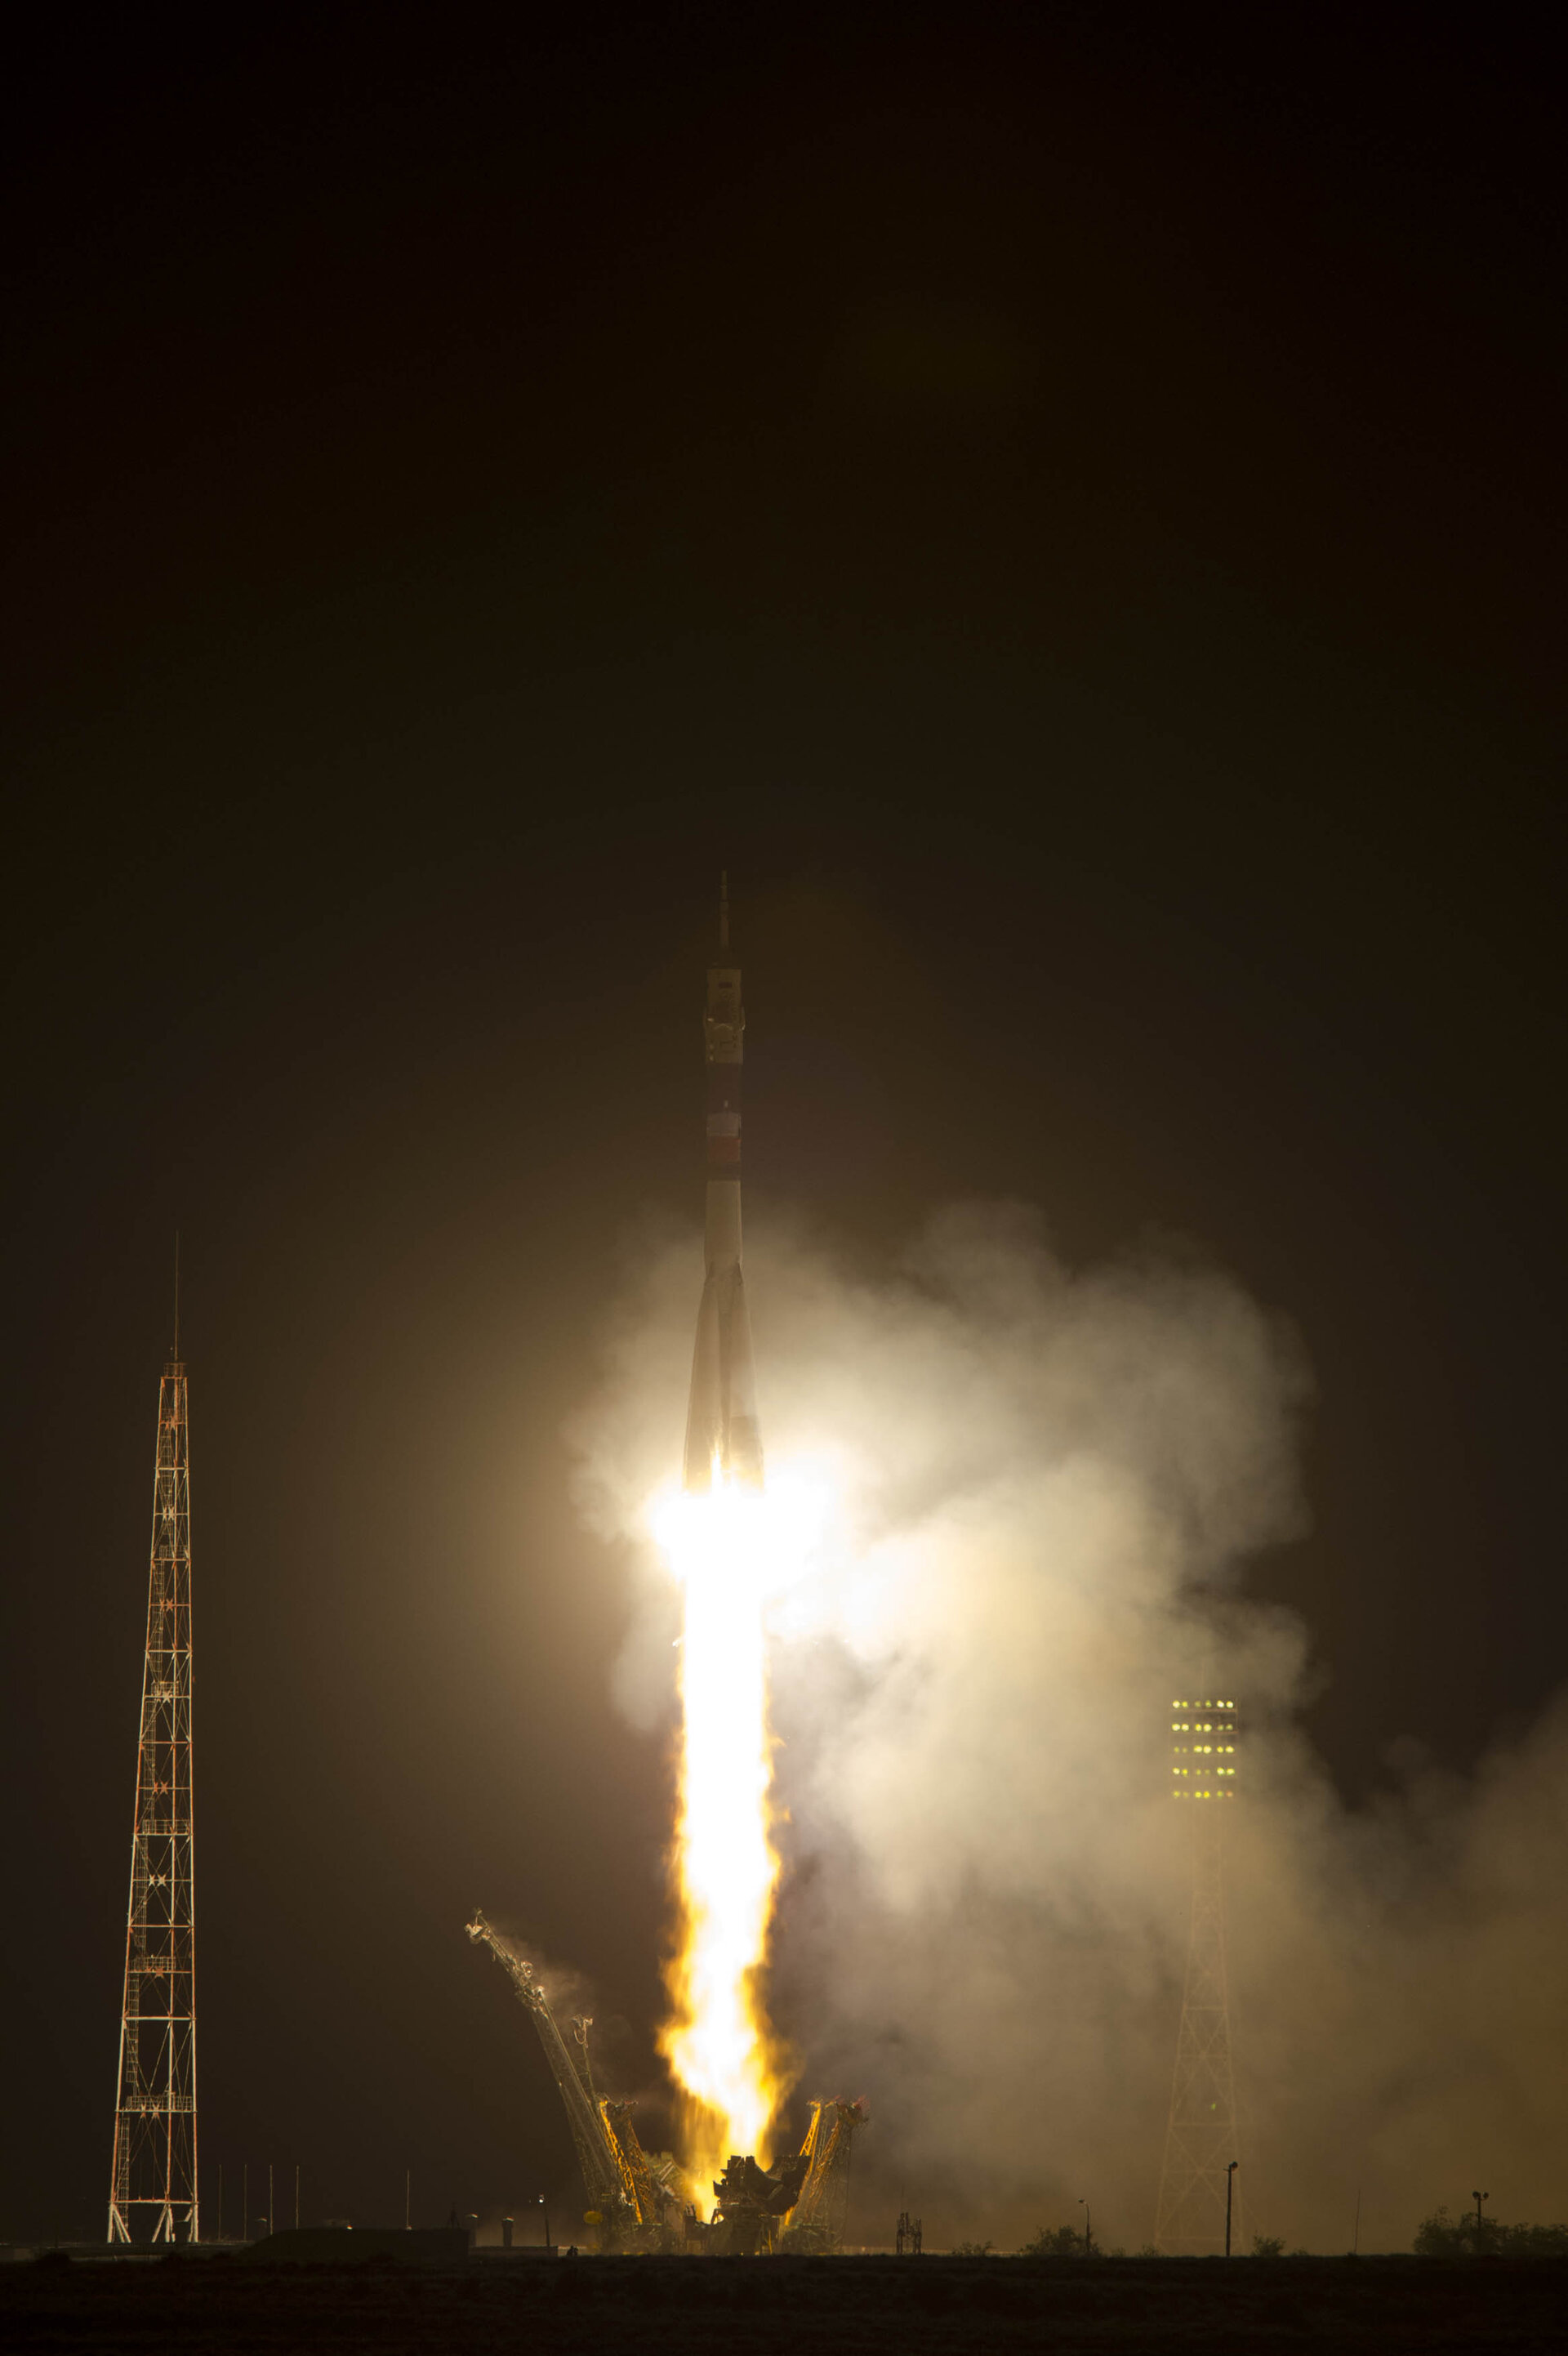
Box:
[7,2255,1566,2354]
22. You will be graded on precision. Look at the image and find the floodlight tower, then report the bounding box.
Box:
[1154,1693,1242,2255]
[107,1304,198,2242]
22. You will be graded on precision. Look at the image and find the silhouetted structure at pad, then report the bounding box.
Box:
[466,1911,866,2252]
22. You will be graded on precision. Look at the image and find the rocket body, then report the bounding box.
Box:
[683,891,764,1492]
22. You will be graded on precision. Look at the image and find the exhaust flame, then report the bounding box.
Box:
[652,1470,835,2198]
[654,1480,782,2193]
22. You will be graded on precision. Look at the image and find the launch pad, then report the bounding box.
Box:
[466,1911,864,2253]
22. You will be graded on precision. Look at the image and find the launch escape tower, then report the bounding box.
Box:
[107,1329,198,2243]
[1154,1693,1243,2255]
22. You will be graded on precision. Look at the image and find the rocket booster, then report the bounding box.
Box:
[683,876,764,1493]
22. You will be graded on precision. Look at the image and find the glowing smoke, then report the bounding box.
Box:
[572,1202,1568,2250]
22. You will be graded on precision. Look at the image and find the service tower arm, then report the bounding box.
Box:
[779,2099,866,2252]
[465,1909,628,2220]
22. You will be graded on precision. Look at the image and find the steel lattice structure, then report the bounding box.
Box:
[465,1909,634,2227]
[108,1349,198,2243]
[1154,1694,1244,2255]
[778,2099,865,2253]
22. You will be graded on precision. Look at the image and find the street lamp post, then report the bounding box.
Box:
[1472,2190,1489,2251]
[1225,2162,1239,2257]
[539,2195,551,2252]
[1079,2198,1091,2256]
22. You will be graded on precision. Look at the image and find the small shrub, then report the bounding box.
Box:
[1019,2225,1090,2258]
[1499,2223,1568,2257]
[1252,2235,1285,2259]
[1414,2205,1568,2259]
[1414,2206,1468,2257]
[950,2240,995,2257]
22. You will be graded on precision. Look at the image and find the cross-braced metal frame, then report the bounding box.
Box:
[107,1354,198,2242]
[1155,1695,1244,2254]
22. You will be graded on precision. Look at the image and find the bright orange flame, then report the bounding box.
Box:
[652,1479,798,2198]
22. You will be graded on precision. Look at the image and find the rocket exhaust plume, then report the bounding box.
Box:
[574,923,1568,2245]
[655,878,787,2195]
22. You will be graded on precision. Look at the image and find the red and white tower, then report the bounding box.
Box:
[107,1314,198,2242]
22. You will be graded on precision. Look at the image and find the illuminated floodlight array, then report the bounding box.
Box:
[1170,1696,1239,1800]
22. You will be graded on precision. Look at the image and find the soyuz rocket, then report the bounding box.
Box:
[683,877,764,1493]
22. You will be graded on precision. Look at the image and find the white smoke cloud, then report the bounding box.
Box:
[568,1203,1568,2251]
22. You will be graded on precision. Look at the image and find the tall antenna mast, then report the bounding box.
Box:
[1154,1687,1244,2253]
[108,1325,198,2242]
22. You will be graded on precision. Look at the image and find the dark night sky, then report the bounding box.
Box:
[2,7,1563,2240]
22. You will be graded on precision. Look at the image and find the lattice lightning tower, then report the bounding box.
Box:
[1154,1693,1243,2254]
[107,1321,198,2242]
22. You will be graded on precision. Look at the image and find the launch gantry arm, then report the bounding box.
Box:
[465,1909,629,2221]
[779,2099,866,2252]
